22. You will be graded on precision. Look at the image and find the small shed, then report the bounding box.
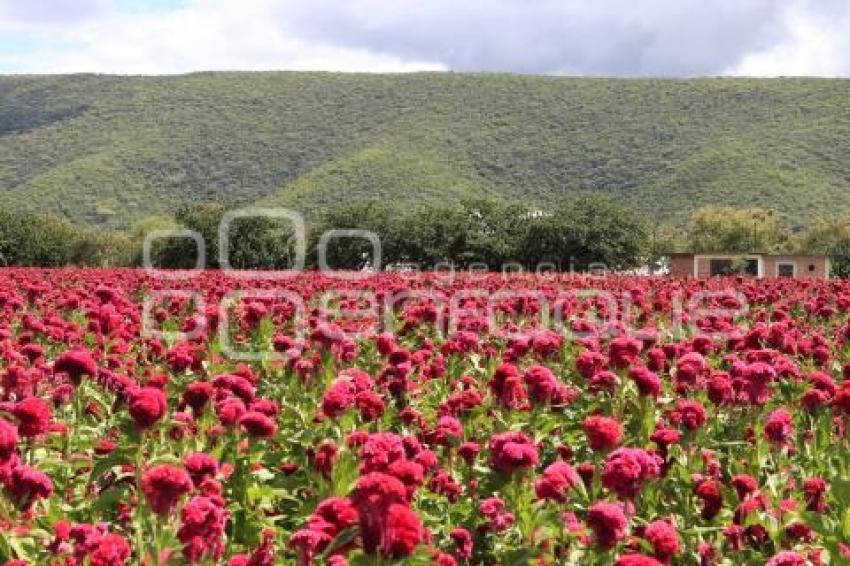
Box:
[667,253,830,279]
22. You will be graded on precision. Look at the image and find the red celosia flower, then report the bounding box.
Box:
[534,460,580,502]
[359,433,405,473]
[433,415,463,445]
[184,453,219,487]
[614,555,664,566]
[94,438,117,455]
[450,527,473,559]
[609,336,642,368]
[644,520,681,563]
[478,497,515,532]
[458,442,480,465]
[763,408,793,445]
[3,464,53,510]
[128,387,167,429]
[601,448,661,499]
[672,399,707,431]
[0,417,18,462]
[13,397,51,437]
[178,496,228,563]
[355,391,385,421]
[54,350,98,382]
[216,398,246,427]
[730,474,759,500]
[238,411,277,438]
[576,350,608,380]
[586,501,628,549]
[376,332,396,356]
[695,479,723,519]
[803,477,828,512]
[212,374,255,403]
[675,352,708,390]
[523,365,572,405]
[351,472,409,554]
[583,415,623,452]
[182,381,214,414]
[89,533,132,566]
[321,379,356,418]
[141,464,193,515]
[801,387,829,411]
[312,440,338,480]
[381,503,425,558]
[629,366,661,397]
[488,363,529,410]
[589,370,620,394]
[765,551,807,566]
[289,528,331,563]
[707,372,733,406]
[488,431,539,474]
[740,362,776,405]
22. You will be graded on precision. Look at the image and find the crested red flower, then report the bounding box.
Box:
[488,431,539,474]
[583,415,623,452]
[576,350,608,380]
[534,460,580,502]
[803,477,828,513]
[450,527,473,559]
[13,396,52,437]
[182,381,214,414]
[586,501,628,549]
[488,363,529,410]
[614,555,664,566]
[178,496,228,562]
[672,399,707,431]
[764,408,794,445]
[0,417,17,463]
[644,520,681,563]
[141,464,193,516]
[184,452,219,487]
[609,336,642,368]
[695,479,723,519]
[629,366,661,397]
[237,411,277,438]
[128,387,167,429]
[3,463,53,510]
[54,349,98,381]
[601,447,662,499]
[765,551,807,566]
[89,534,132,566]
[381,503,425,558]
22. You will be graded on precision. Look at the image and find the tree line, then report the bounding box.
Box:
[4,200,850,276]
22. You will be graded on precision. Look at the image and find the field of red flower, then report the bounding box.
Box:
[0,268,849,565]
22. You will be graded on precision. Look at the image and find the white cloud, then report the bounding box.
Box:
[0,0,848,76]
[2,0,446,74]
[728,1,850,76]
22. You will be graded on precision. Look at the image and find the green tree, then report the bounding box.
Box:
[460,198,531,269]
[798,216,850,277]
[150,204,297,270]
[685,206,791,253]
[520,195,649,271]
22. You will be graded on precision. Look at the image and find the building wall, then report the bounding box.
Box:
[692,254,760,278]
[667,254,830,279]
[668,255,694,277]
[761,255,830,278]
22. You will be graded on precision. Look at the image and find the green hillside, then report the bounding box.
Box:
[2,72,850,229]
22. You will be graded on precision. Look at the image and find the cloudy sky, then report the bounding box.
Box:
[1,0,848,76]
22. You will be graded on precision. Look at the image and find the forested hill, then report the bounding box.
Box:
[2,72,850,229]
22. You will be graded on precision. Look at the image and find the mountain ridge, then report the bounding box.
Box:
[2,72,849,228]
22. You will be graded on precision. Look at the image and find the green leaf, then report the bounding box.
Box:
[322,526,359,558]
